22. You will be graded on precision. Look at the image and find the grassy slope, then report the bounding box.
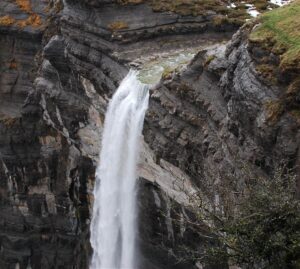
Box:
[250,0,300,71]
[249,0,300,122]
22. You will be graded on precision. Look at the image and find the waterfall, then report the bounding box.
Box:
[90,70,149,269]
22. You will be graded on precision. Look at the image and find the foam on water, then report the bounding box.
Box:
[90,70,149,269]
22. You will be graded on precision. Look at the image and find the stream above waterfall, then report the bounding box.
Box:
[137,48,197,84]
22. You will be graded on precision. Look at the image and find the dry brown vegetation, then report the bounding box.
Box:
[9,59,18,70]
[17,14,42,28]
[107,21,129,31]
[117,0,275,26]
[0,15,16,26]
[265,100,284,123]
[0,118,19,128]
[250,0,300,74]
[16,0,32,13]
[0,0,42,28]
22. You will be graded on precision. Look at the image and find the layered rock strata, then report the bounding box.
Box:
[1,0,298,269]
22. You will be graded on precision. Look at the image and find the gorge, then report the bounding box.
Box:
[0,0,299,268]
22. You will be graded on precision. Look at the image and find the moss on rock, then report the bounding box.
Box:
[249,1,300,124]
[250,0,300,75]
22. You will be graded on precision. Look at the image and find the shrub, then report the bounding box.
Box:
[208,169,300,268]
[175,167,300,268]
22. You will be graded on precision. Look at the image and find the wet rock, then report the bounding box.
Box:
[144,24,300,214]
[1,0,298,268]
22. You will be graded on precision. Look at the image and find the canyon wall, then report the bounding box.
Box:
[0,0,299,268]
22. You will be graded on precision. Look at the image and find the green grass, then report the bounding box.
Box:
[250,0,300,71]
[249,0,300,123]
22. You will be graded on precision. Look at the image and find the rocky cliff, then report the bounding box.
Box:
[145,21,300,199]
[0,0,299,269]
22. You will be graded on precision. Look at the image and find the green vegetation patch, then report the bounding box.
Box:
[250,1,300,123]
[149,0,255,26]
[116,0,281,30]
[117,0,265,26]
[250,0,300,72]
[172,167,300,268]
[150,0,228,16]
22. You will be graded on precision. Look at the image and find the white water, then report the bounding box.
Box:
[90,70,149,269]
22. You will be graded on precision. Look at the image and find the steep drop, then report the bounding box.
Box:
[90,71,149,269]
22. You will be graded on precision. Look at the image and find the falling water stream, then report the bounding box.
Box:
[90,70,149,269]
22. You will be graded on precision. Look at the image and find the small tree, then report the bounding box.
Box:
[172,167,300,268]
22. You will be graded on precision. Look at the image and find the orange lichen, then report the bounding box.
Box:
[107,21,129,31]
[0,15,16,26]
[9,59,18,70]
[0,0,44,29]
[29,14,42,27]
[17,14,42,28]
[15,0,32,13]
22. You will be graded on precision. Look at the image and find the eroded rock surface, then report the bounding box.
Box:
[1,0,299,269]
[144,23,300,212]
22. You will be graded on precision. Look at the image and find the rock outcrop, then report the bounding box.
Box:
[0,0,299,269]
[0,1,95,268]
[145,22,300,198]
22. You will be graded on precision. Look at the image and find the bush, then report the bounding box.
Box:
[211,169,300,268]
[177,167,300,268]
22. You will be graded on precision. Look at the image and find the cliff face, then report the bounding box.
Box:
[145,23,300,198]
[0,1,95,268]
[0,0,299,269]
